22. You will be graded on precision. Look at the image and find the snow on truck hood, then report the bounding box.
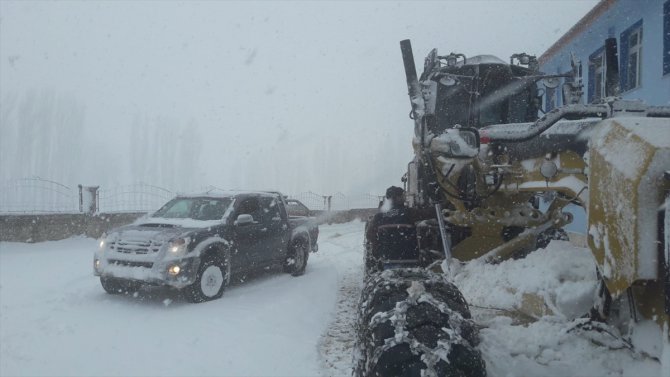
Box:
[133,216,224,229]
[107,216,225,246]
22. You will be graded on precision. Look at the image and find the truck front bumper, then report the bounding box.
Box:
[93,256,201,289]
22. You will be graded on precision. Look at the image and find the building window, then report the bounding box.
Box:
[620,20,643,91]
[588,47,605,103]
[664,1,669,75]
[545,86,558,111]
[627,27,642,88]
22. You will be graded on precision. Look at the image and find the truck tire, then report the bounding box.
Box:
[284,238,309,276]
[183,256,227,303]
[354,269,486,377]
[100,277,141,295]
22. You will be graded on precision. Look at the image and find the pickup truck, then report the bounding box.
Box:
[93,191,318,302]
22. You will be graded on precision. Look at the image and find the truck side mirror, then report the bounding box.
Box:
[234,214,254,226]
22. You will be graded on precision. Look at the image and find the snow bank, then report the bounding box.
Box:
[452,241,598,320]
[452,240,662,376]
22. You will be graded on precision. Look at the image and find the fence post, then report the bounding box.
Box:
[322,195,332,211]
[79,185,100,214]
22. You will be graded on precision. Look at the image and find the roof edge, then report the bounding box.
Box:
[538,0,616,65]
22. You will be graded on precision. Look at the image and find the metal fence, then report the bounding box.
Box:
[97,183,174,213]
[0,177,79,213]
[0,179,381,214]
[287,192,382,211]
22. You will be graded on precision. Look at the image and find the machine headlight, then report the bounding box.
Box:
[168,237,190,256]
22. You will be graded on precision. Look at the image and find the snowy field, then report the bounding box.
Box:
[0,221,664,376]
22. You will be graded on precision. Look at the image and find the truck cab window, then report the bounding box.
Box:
[236,197,262,221]
[260,197,281,224]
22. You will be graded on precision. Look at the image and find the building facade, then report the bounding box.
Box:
[539,0,670,109]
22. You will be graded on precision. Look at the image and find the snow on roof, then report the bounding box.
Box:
[459,55,507,66]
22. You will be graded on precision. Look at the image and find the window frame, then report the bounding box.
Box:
[545,86,558,111]
[620,19,644,92]
[664,0,669,76]
[588,46,606,103]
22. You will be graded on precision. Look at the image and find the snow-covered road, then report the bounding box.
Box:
[0,221,364,377]
[0,221,664,376]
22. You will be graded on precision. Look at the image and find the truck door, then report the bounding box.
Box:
[252,196,290,266]
[230,196,264,272]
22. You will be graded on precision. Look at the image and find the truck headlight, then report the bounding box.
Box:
[167,265,181,276]
[98,233,108,251]
[168,237,190,256]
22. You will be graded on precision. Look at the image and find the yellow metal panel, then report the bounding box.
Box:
[588,118,670,298]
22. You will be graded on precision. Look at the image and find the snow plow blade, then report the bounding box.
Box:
[588,117,670,329]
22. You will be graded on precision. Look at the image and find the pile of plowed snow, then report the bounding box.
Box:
[451,241,662,376]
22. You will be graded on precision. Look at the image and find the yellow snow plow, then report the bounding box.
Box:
[354,38,670,377]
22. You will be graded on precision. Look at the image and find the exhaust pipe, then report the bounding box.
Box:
[400,39,425,120]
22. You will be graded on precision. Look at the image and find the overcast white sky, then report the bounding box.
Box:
[0,0,598,195]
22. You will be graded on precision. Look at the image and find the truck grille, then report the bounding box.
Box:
[110,239,162,255]
[108,260,154,268]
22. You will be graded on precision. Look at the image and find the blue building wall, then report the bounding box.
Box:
[540,0,669,234]
[540,0,669,107]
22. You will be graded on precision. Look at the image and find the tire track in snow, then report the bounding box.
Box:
[318,265,362,376]
[316,222,366,376]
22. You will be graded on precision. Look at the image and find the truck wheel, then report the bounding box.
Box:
[354,269,486,377]
[183,256,227,303]
[100,277,141,295]
[284,239,308,276]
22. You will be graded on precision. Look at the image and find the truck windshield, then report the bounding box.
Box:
[153,197,233,221]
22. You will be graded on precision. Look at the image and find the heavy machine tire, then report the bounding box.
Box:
[354,268,486,377]
[283,239,309,276]
[100,277,141,295]
[183,256,227,303]
[363,241,380,277]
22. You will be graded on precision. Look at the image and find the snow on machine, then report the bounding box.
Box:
[354,38,670,376]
